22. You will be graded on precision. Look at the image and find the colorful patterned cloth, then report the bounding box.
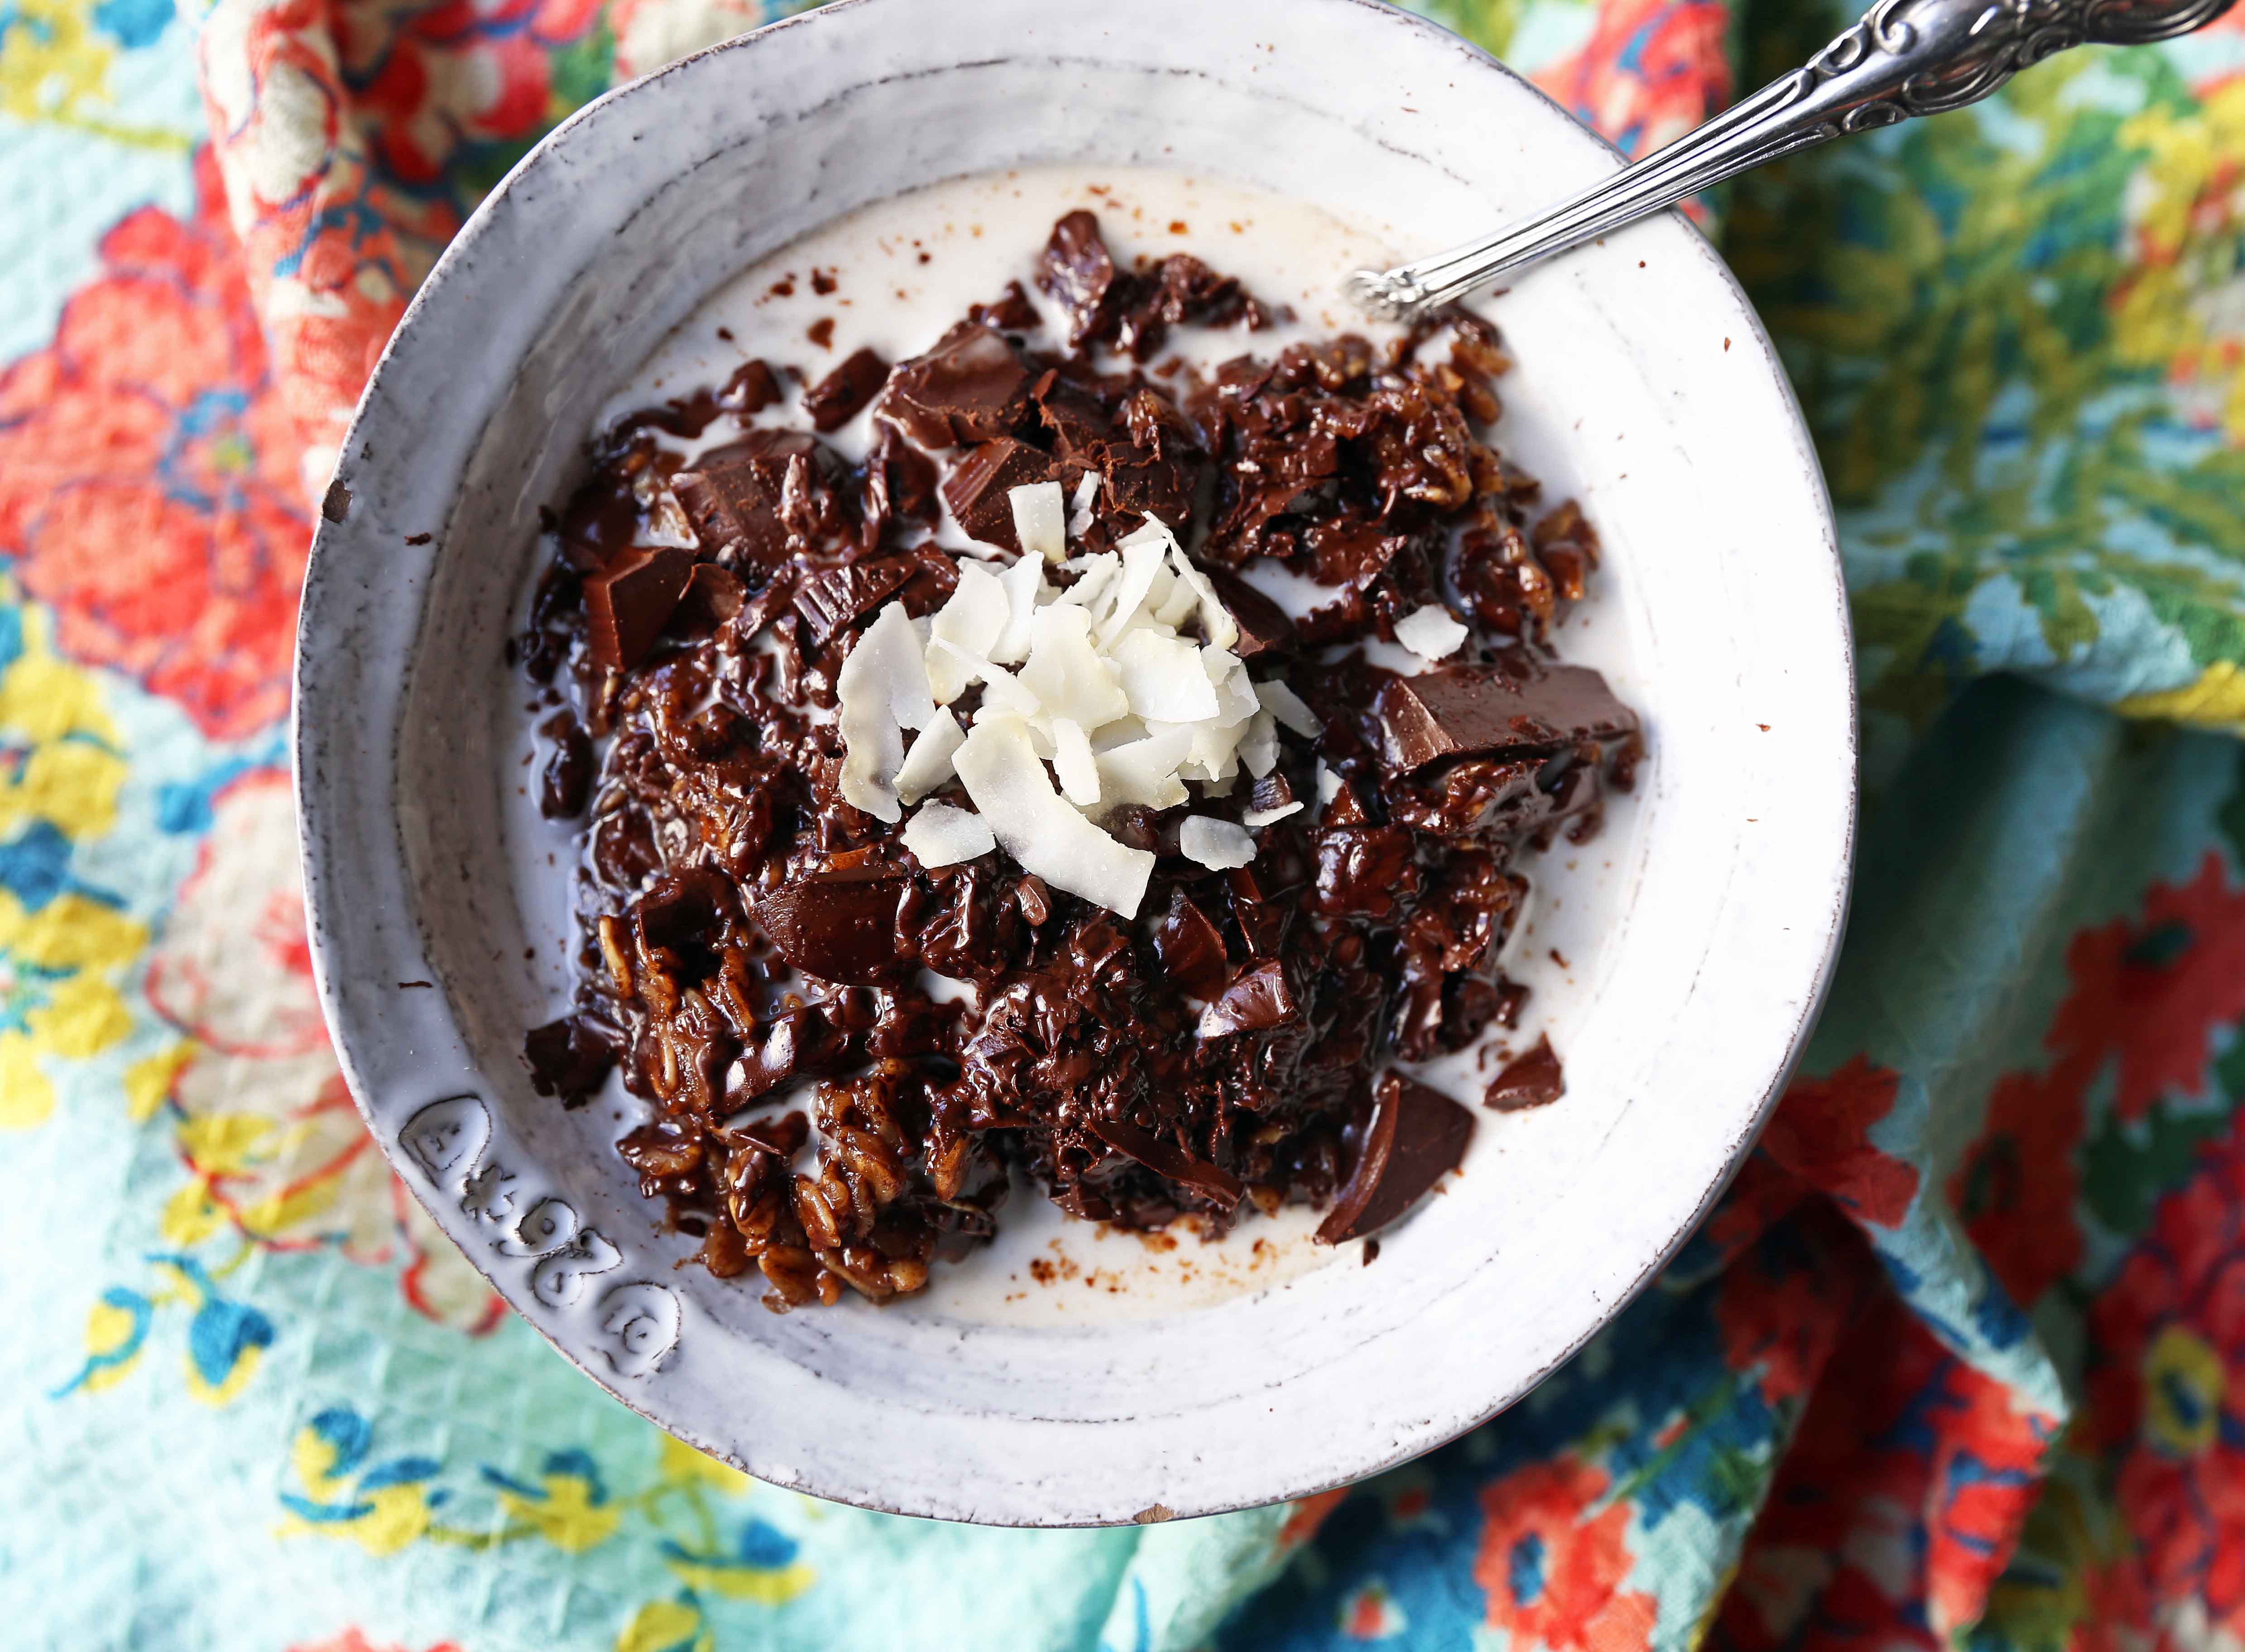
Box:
[5,0,2245,1647]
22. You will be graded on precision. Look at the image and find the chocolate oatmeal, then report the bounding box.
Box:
[516,206,1639,1310]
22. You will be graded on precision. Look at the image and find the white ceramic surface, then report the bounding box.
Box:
[293,0,1856,1527]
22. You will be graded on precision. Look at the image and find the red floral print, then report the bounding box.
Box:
[2058,852,2245,1124]
[287,1632,465,1652]
[334,0,606,187]
[1714,1291,2057,1652]
[1474,1457,1657,1652]
[1760,1057,1920,1229]
[2085,1108,2245,1641]
[1716,1205,1877,1406]
[1534,0,1733,160]
[1948,1057,2086,1308]
[0,151,309,740]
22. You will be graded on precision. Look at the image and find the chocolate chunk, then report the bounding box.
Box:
[522,1013,617,1106]
[1091,1117,1243,1207]
[1313,825,1419,919]
[1484,1033,1564,1111]
[1197,960,1298,1038]
[584,545,693,670]
[1247,770,1295,819]
[803,346,888,432]
[859,423,941,538]
[1031,374,1116,468]
[1151,892,1229,998]
[1102,447,1196,529]
[556,474,642,569]
[792,555,917,644]
[636,867,740,965]
[672,430,841,565]
[754,866,910,984]
[1374,664,1637,770]
[1039,210,1123,348]
[1210,571,1296,658]
[720,358,782,414]
[879,322,1031,448]
[969,280,1041,332]
[672,562,746,637]
[539,711,593,818]
[1316,1072,1475,1243]
[728,1006,852,1103]
[941,437,1060,552]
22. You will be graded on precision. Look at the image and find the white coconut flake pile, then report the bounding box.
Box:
[833,496,1310,916]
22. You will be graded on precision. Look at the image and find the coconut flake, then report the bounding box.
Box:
[930,641,1042,718]
[954,716,1154,916]
[903,802,995,867]
[1051,556,1118,611]
[1395,602,1469,661]
[1050,717,1101,807]
[1179,816,1256,870]
[1115,629,1220,722]
[834,602,935,821]
[930,561,1009,663]
[1018,603,1128,728]
[1240,709,1279,778]
[1166,542,1238,652]
[896,709,965,803]
[1203,648,1260,728]
[1241,801,1304,829]
[1066,472,1101,538]
[1256,677,1323,739]
[990,552,1046,664]
[1096,529,1172,646]
[1095,727,1193,810]
[1009,481,1067,563]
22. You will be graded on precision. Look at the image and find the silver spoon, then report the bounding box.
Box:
[1348,0,2237,323]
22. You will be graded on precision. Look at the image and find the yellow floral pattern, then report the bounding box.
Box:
[0,603,143,1130]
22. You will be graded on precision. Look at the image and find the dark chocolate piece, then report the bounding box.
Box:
[792,555,917,645]
[969,280,1041,332]
[584,545,693,670]
[754,867,910,984]
[1374,664,1638,771]
[1316,1072,1475,1243]
[1484,1033,1565,1111]
[672,563,746,636]
[1197,960,1298,1038]
[1038,210,1123,348]
[720,358,782,414]
[1247,770,1296,819]
[879,322,1031,449]
[1209,569,1295,658]
[1091,1117,1243,1207]
[539,711,593,818]
[1151,892,1229,998]
[803,346,888,433]
[672,430,841,565]
[522,1014,616,1106]
[940,437,1060,552]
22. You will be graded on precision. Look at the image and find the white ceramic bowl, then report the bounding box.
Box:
[295,0,1854,1525]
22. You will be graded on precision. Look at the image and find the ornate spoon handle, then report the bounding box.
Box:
[1348,0,2237,322]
